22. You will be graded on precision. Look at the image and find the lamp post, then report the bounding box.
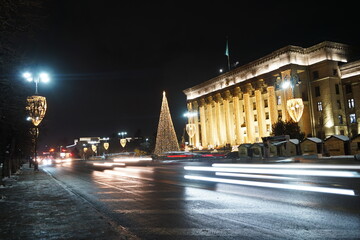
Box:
[184,111,198,148]
[23,71,50,171]
[118,131,127,149]
[281,73,304,123]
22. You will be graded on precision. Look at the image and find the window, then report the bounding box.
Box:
[277,96,281,105]
[255,126,258,133]
[242,105,245,112]
[337,100,341,109]
[315,86,320,97]
[318,102,322,112]
[265,112,269,120]
[333,69,338,76]
[338,115,343,124]
[345,84,352,94]
[264,99,268,108]
[348,98,355,108]
[350,114,356,123]
[278,110,282,119]
[357,142,360,150]
[241,117,246,127]
[254,114,257,121]
[340,130,345,135]
[312,71,319,79]
[335,84,340,94]
[253,102,256,110]
[266,124,270,132]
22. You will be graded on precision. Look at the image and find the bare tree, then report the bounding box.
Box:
[0,0,47,181]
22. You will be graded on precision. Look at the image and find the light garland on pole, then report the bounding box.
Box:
[154,91,180,155]
[24,71,50,170]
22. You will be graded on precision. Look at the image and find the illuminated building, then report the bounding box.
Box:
[183,41,360,149]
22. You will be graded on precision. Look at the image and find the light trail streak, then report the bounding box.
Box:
[212,163,360,170]
[184,166,360,178]
[215,172,295,180]
[113,157,152,163]
[184,175,356,196]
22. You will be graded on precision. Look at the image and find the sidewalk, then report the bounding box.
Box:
[0,164,129,240]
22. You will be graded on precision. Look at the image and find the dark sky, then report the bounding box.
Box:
[28,0,360,147]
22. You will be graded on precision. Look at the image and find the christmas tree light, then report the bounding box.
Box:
[154,91,180,155]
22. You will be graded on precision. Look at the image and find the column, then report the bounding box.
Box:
[267,86,278,124]
[281,70,293,121]
[243,84,254,143]
[255,89,266,138]
[223,90,234,145]
[232,87,242,144]
[199,98,208,148]
[192,101,200,147]
[206,96,216,148]
[214,93,224,146]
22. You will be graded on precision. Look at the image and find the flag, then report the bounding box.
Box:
[225,39,229,57]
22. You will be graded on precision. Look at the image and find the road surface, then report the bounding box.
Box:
[42,159,360,239]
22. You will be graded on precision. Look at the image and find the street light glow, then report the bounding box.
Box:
[23,71,50,94]
[281,81,290,89]
[183,112,197,118]
[23,72,32,79]
[39,72,50,83]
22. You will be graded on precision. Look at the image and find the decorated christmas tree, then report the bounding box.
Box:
[154,91,180,155]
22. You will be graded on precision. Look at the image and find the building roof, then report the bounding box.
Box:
[183,41,348,100]
[289,139,300,145]
[239,143,253,148]
[325,135,350,141]
[303,137,323,143]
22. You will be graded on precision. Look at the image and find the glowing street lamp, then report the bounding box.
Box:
[281,73,304,122]
[23,70,50,171]
[23,71,50,95]
[118,131,127,138]
[118,131,127,148]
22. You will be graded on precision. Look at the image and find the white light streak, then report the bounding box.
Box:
[215,172,295,180]
[212,163,360,170]
[184,166,360,178]
[113,157,152,163]
[93,162,114,167]
[184,175,356,196]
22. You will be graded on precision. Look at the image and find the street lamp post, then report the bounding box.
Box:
[23,71,50,171]
[281,73,304,122]
[118,131,127,150]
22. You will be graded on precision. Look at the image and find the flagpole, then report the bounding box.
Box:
[227,54,230,71]
[225,37,230,71]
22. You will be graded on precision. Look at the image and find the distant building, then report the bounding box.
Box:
[183,41,360,149]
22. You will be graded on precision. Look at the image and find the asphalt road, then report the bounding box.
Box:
[42,160,360,239]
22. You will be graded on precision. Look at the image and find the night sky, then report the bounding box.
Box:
[25,1,360,148]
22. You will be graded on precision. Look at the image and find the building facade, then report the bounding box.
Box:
[183,41,360,149]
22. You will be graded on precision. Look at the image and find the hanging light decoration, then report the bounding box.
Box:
[26,95,47,126]
[186,123,196,138]
[286,98,304,122]
[91,145,97,153]
[103,142,109,150]
[120,139,127,148]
